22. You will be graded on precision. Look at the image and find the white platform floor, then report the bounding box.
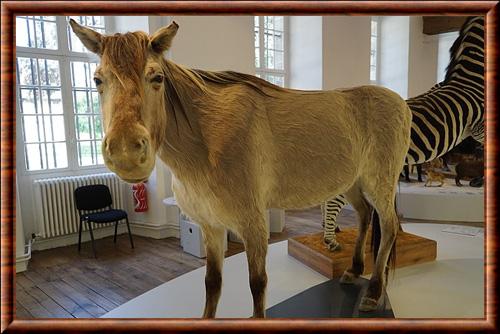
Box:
[396,179,484,222]
[102,223,484,319]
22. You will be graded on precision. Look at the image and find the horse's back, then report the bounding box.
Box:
[264,85,411,209]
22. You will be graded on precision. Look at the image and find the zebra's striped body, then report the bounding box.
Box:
[323,17,484,248]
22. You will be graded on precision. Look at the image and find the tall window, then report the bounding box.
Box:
[370,17,379,84]
[254,16,287,87]
[16,16,106,172]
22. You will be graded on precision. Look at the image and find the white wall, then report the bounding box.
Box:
[379,16,410,98]
[407,17,439,97]
[289,16,323,90]
[437,31,459,82]
[322,16,371,90]
[170,16,254,74]
[110,16,149,33]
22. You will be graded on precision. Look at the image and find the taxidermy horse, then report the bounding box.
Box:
[70,20,412,316]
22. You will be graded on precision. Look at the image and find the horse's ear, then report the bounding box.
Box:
[69,19,103,55]
[150,21,179,54]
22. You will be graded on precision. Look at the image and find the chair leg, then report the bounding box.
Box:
[114,221,119,243]
[87,221,97,258]
[78,219,83,252]
[125,217,134,249]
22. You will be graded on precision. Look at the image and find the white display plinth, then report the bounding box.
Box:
[396,180,484,222]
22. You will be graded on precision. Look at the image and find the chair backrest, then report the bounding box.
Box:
[74,184,113,211]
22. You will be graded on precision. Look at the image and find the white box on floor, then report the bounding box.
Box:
[180,213,227,258]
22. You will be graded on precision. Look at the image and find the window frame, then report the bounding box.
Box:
[15,16,111,177]
[370,16,381,85]
[254,16,289,88]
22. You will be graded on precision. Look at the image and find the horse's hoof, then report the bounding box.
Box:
[339,270,357,284]
[359,297,378,312]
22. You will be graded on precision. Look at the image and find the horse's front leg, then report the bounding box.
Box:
[200,224,226,318]
[241,216,268,318]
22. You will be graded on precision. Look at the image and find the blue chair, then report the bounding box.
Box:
[74,184,134,258]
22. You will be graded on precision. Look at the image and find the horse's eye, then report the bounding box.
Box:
[94,78,102,86]
[152,75,164,83]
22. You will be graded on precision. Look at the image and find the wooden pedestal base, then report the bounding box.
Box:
[288,228,437,279]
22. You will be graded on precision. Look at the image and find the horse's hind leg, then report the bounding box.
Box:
[339,185,373,284]
[201,224,226,318]
[360,192,399,312]
[240,213,268,318]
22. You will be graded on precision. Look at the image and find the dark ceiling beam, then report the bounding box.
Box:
[423,16,468,35]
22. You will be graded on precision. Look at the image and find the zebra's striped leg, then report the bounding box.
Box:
[323,195,349,251]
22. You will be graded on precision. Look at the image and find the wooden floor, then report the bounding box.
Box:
[15,207,481,318]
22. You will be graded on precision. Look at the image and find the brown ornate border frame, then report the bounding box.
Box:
[1,1,498,333]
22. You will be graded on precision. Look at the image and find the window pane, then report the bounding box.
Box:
[16,16,58,49]
[38,59,60,86]
[71,61,90,87]
[51,116,66,141]
[46,143,56,169]
[43,115,54,141]
[78,141,94,166]
[274,32,283,51]
[370,66,377,81]
[371,19,378,35]
[17,54,67,172]
[20,88,40,114]
[45,142,68,169]
[17,57,38,86]
[76,115,92,140]
[265,49,274,69]
[25,143,43,170]
[74,90,89,113]
[16,17,30,47]
[43,21,58,49]
[275,51,284,70]
[274,16,284,31]
[94,116,103,139]
[265,16,274,30]
[22,115,42,142]
[255,47,260,68]
[96,144,104,164]
[265,32,274,50]
[54,142,68,168]
[42,89,63,114]
[71,59,104,167]
[91,91,100,113]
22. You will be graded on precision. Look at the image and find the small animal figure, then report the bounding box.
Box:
[455,158,484,186]
[424,158,445,187]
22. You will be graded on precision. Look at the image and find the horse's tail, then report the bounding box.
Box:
[370,203,398,281]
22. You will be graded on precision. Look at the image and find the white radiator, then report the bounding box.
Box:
[33,173,124,238]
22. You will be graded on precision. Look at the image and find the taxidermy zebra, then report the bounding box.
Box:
[402,163,423,182]
[323,16,485,251]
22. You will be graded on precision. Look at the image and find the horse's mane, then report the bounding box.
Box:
[444,16,484,83]
[192,69,284,96]
[161,60,287,132]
